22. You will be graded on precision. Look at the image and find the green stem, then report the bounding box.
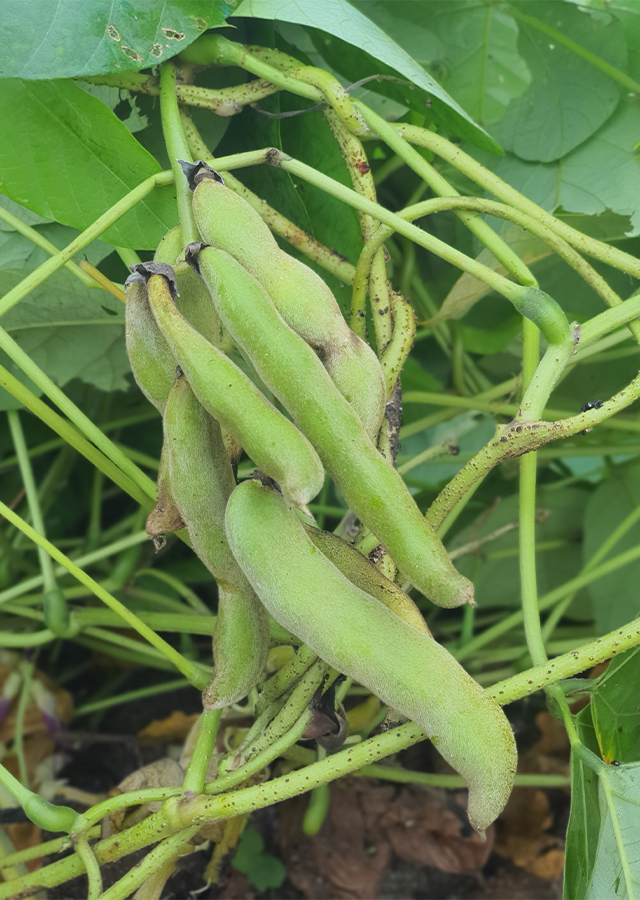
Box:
[180,34,324,104]
[13,660,35,787]
[0,500,208,689]
[402,390,640,435]
[0,205,97,288]
[73,834,102,900]
[579,291,640,345]
[182,710,222,794]
[427,366,640,532]
[356,102,536,287]
[519,319,548,669]
[0,530,147,607]
[396,123,640,284]
[73,678,191,718]
[159,62,198,246]
[507,5,640,95]
[353,764,570,789]
[99,826,200,900]
[0,172,172,319]
[7,412,56,597]
[302,748,330,835]
[0,330,158,503]
[271,152,568,343]
[352,196,621,329]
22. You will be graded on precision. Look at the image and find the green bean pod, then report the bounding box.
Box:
[225,479,516,836]
[138,268,324,506]
[164,373,269,706]
[194,246,472,608]
[302,524,431,636]
[163,372,238,587]
[189,166,385,437]
[124,275,176,413]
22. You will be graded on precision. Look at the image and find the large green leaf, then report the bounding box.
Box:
[583,460,640,633]
[349,0,531,126]
[0,79,177,249]
[473,100,640,235]
[491,0,625,162]
[232,0,502,152]
[1,0,236,80]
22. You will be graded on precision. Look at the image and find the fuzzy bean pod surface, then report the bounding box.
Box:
[145,271,324,506]
[195,246,472,608]
[125,275,176,413]
[164,373,269,706]
[225,479,517,836]
[303,525,430,636]
[190,168,385,437]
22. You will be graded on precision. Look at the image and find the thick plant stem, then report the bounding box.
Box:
[519,319,548,668]
[159,62,198,245]
[7,411,58,598]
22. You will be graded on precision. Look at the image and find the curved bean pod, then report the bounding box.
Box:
[195,246,472,608]
[124,275,176,413]
[143,270,324,506]
[189,167,385,437]
[303,525,431,636]
[164,373,269,706]
[225,479,517,836]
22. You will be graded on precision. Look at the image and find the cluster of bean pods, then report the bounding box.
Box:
[124,161,517,837]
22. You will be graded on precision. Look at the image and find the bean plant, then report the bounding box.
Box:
[1,2,640,898]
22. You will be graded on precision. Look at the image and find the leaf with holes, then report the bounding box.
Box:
[0,0,237,80]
